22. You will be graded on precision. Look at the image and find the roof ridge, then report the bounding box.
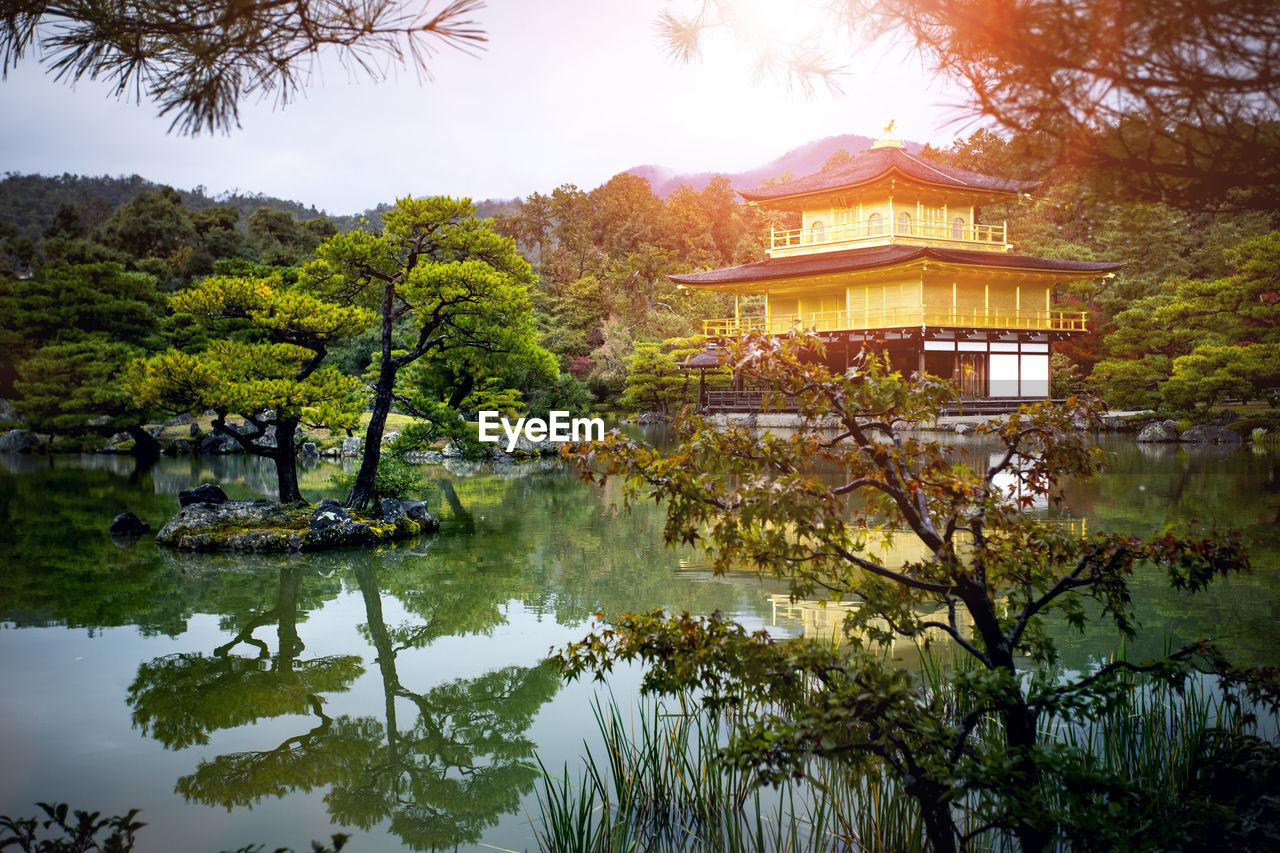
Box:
[901,150,971,187]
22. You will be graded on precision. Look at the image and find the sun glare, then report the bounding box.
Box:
[721,0,839,53]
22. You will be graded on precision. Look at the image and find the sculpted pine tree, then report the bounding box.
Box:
[562,331,1273,852]
[126,275,373,502]
[302,196,542,510]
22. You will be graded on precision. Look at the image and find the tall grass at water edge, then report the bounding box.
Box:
[531,659,1278,852]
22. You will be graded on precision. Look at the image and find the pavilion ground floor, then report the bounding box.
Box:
[696,325,1069,415]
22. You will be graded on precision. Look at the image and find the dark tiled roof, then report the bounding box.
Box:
[680,348,723,368]
[740,145,1039,202]
[670,245,1124,286]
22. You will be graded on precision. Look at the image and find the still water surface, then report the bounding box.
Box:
[0,437,1276,851]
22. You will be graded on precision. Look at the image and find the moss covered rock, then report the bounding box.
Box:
[155,497,438,552]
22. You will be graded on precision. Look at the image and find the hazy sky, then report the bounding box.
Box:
[0,0,967,214]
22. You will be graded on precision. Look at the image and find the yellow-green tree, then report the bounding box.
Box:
[126,275,374,502]
[303,196,543,509]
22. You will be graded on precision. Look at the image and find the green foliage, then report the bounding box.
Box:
[533,693,850,852]
[0,258,165,416]
[0,802,144,853]
[248,208,329,267]
[0,261,163,351]
[1088,355,1169,411]
[1160,344,1280,409]
[1049,351,1084,399]
[330,453,425,501]
[498,173,759,399]
[221,837,348,853]
[619,336,711,416]
[523,372,596,419]
[304,195,547,507]
[126,274,373,500]
[0,801,347,853]
[13,336,149,435]
[539,657,1280,852]
[1096,231,1280,410]
[563,329,1272,853]
[387,408,485,460]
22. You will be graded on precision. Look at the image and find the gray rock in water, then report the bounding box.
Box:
[300,442,320,461]
[1136,420,1180,443]
[311,504,352,530]
[382,431,400,445]
[953,422,978,436]
[167,439,194,455]
[380,498,407,522]
[304,521,377,550]
[402,450,443,463]
[109,511,151,536]
[0,429,39,453]
[400,499,440,531]
[441,441,464,458]
[342,436,363,457]
[1180,424,1241,444]
[189,422,202,437]
[155,499,281,548]
[1101,415,1133,431]
[255,426,277,449]
[199,432,242,454]
[179,483,229,507]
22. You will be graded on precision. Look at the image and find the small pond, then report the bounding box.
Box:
[0,435,1276,851]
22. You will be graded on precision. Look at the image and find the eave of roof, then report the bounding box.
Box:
[739,146,1039,203]
[669,245,1124,287]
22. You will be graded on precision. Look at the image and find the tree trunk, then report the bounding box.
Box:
[126,424,161,460]
[447,374,476,410]
[272,417,302,504]
[347,294,398,509]
[911,783,957,853]
[961,582,1051,853]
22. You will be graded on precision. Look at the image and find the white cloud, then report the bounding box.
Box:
[0,0,965,213]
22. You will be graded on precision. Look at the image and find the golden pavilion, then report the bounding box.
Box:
[671,135,1124,411]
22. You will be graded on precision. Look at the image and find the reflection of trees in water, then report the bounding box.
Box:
[128,566,362,750]
[128,556,560,850]
[328,561,558,849]
[1047,441,1280,668]
[426,466,767,627]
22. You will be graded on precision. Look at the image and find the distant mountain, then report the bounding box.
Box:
[626,132,924,198]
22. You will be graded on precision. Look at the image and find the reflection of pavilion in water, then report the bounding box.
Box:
[681,516,1088,648]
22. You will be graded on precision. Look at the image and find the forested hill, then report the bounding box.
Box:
[0,173,335,242]
[626,132,908,197]
[0,171,524,243]
[0,131,897,241]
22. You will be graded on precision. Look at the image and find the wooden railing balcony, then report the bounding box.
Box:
[703,307,1089,337]
[769,218,1008,256]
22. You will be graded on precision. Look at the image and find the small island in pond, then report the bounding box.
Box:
[150,483,439,552]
